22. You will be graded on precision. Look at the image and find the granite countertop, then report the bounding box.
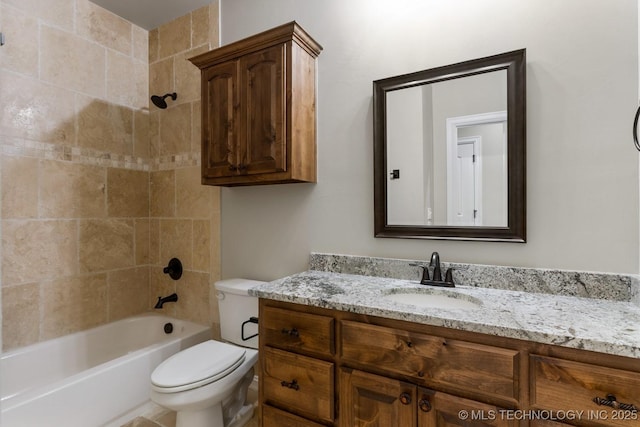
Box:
[249,270,640,359]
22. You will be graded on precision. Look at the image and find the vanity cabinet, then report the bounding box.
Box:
[530,356,640,427]
[189,22,322,186]
[258,299,640,427]
[339,368,515,427]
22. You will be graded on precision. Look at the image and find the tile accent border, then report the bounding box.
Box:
[1,137,199,171]
[309,253,635,302]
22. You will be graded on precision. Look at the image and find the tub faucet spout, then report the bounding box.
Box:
[155,293,178,309]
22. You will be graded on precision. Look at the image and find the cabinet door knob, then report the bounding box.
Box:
[418,398,432,412]
[399,392,412,405]
[281,328,299,337]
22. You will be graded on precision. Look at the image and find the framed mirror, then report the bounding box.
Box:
[373,49,526,241]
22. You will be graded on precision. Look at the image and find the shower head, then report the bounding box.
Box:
[151,92,177,109]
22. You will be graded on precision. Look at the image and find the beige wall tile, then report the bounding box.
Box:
[149,58,174,104]
[2,283,40,350]
[40,25,106,98]
[77,96,134,156]
[40,274,108,340]
[134,60,150,110]
[132,25,149,62]
[79,219,134,273]
[150,170,175,217]
[39,160,107,218]
[135,219,150,265]
[0,73,76,144]
[2,156,39,219]
[149,267,177,315]
[76,0,132,55]
[3,0,74,31]
[108,267,149,321]
[2,220,77,286]
[159,219,193,269]
[175,46,207,103]
[159,103,192,155]
[176,166,213,218]
[134,109,150,159]
[149,28,159,64]
[149,111,160,158]
[0,5,39,77]
[107,168,149,217]
[158,14,191,59]
[192,220,210,272]
[192,100,202,153]
[175,271,209,325]
[107,51,148,109]
[210,210,221,280]
[209,1,220,49]
[149,219,160,265]
[191,6,210,48]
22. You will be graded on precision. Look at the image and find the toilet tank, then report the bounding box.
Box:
[214,279,265,349]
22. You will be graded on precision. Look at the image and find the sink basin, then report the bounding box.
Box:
[383,290,482,310]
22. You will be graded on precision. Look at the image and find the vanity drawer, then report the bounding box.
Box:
[531,355,640,427]
[340,320,519,404]
[262,347,334,423]
[262,405,326,427]
[261,306,335,357]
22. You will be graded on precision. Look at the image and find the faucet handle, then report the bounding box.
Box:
[444,268,455,285]
[410,263,431,284]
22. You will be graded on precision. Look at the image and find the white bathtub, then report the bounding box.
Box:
[0,313,211,427]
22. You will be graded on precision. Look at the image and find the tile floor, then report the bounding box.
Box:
[122,408,259,427]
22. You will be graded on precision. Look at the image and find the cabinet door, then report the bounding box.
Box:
[262,405,326,427]
[417,389,517,427]
[238,44,286,175]
[531,421,571,427]
[202,61,238,178]
[339,368,416,427]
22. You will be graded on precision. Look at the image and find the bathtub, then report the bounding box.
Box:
[1,313,211,427]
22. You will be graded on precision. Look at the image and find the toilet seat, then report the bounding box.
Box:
[151,340,246,393]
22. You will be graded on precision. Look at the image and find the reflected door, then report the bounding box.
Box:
[450,139,480,225]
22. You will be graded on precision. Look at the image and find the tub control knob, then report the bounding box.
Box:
[163,258,182,280]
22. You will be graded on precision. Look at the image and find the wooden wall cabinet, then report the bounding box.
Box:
[258,299,640,427]
[189,22,322,186]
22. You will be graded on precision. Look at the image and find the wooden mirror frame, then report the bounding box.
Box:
[373,49,526,242]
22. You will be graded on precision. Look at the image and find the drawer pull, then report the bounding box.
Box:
[399,392,412,405]
[281,328,300,337]
[419,398,432,412]
[593,394,638,412]
[280,379,300,391]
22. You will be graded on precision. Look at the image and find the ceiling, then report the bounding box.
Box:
[89,0,213,30]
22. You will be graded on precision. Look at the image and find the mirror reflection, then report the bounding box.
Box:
[386,71,508,226]
[373,49,526,241]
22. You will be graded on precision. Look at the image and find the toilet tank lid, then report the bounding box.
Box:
[215,278,266,295]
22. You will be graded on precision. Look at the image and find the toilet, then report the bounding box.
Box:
[150,279,264,427]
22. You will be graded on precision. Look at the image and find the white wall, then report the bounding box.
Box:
[220,0,639,280]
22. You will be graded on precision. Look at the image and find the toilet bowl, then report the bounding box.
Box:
[150,279,264,427]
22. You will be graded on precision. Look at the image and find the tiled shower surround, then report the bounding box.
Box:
[0,0,222,351]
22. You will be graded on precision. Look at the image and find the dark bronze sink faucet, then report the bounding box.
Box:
[411,252,455,287]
